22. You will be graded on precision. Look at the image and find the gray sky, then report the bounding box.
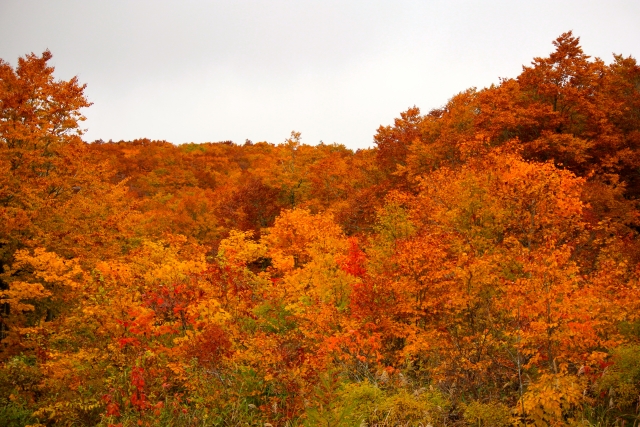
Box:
[1,1,639,149]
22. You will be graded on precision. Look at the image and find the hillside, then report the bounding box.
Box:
[1,32,640,426]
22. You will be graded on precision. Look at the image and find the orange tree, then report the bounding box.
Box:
[355,150,640,423]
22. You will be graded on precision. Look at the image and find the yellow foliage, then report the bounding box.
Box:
[518,373,586,426]
[13,248,83,289]
[1,248,83,314]
[1,282,51,312]
[218,229,267,265]
[262,208,346,272]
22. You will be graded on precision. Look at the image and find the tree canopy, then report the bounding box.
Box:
[2,33,640,426]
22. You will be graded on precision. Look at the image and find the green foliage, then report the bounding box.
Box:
[253,301,298,334]
[0,355,41,400]
[0,356,41,427]
[0,403,36,427]
[462,401,511,427]
[368,388,450,427]
[305,380,451,427]
[594,345,640,422]
[374,202,415,244]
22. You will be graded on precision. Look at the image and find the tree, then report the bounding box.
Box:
[0,50,91,264]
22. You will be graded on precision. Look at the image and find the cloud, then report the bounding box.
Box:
[1,0,638,148]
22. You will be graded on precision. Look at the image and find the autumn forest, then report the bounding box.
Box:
[2,32,640,426]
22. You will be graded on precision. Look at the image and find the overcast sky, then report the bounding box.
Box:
[1,1,639,149]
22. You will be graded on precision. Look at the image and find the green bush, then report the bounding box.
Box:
[0,403,36,427]
[305,381,451,427]
[462,401,511,427]
[593,345,640,423]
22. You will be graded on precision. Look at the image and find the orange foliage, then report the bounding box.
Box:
[2,33,640,426]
